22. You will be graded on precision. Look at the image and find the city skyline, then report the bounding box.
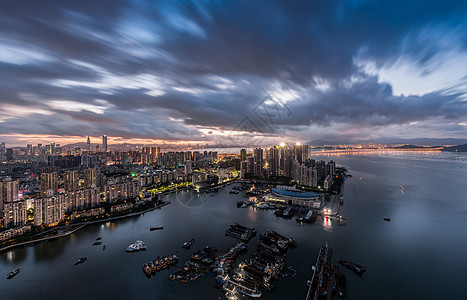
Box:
[1,1,467,146]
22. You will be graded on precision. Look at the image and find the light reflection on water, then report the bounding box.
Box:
[322,216,332,232]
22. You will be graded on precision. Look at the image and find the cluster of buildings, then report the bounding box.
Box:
[1,137,341,243]
[239,144,336,189]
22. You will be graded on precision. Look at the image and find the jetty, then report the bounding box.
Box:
[306,243,337,300]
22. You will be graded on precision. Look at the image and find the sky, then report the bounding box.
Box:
[1,0,466,146]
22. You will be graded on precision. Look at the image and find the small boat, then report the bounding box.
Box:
[338,258,366,275]
[95,237,102,240]
[74,257,87,265]
[103,245,106,251]
[358,177,363,181]
[142,264,152,277]
[150,226,164,231]
[126,240,146,252]
[183,239,195,249]
[7,269,20,279]
[92,241,102,246]
[400,186,405,192]
[383,217,391,221]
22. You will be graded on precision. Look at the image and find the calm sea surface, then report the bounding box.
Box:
[1,151,467,300]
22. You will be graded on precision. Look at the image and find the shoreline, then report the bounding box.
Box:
[0,201,171,253]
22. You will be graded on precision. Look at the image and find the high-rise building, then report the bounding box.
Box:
[0,142,5,156]
[64,170,79,192]
[253,148,263,176]
[40,172,58,196]
[240,149,247,161]
[185,160,193,174]
[84,168,100,188]
[3,200,27,228]
[102,135,108,152]
[34,195,66,226]
[267,147,280,177]
[27,144,33,155]
[0,180,19,214]
[293,144,303,164]
[86,136,91,151]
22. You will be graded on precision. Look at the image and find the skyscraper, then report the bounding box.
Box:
[240,149,247,161]
[27,144,33,155]
[0,142,5,156]
[0,179,19,214]
[102,135,108,152]
[267,147,280,176]
[86,136,91,151]
[253,148,263,176]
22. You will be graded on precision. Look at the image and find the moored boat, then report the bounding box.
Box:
[338,258,366,275]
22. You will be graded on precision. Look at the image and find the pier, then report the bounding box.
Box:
[306,243,337,300]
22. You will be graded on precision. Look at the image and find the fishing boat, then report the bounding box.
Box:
[74,257,87,265]
[182,238,195,249]
[383,217,391,221]
[338,258,366,275]
[150,226,164,231]
[7,269,20,279]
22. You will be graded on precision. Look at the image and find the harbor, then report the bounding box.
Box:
[2,152,466,300]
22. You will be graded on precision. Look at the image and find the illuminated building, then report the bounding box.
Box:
[40,172,58,196]
[3,200,27,228]
[102,135,108,152]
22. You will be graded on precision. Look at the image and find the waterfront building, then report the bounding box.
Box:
[104,180,139,203]
[265,188,322,208]
[70,207,105,221]
[3,200,27,228]
[66,187,100,211]
[0,225,31,242]
[34,195,66,226]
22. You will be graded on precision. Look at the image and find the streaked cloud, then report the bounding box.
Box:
[0,0,466,146]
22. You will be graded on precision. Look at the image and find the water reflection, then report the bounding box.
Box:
[247,207,257,222]
[323,216,332,231]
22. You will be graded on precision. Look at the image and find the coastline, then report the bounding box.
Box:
[0,201,171,253]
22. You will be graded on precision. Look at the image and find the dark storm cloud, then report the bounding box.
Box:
[0,0,466,143]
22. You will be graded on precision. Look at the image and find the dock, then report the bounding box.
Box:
[306,243,337,300]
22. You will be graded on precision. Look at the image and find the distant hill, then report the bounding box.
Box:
[308,138,467,147]
[442,144,467,152]
[393,144,441,149]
